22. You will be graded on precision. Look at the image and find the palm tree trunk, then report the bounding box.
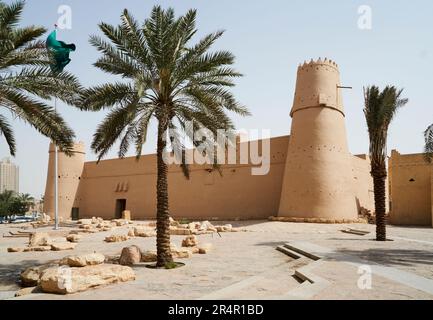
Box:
[372,165,387,241]
[156,117,173,267]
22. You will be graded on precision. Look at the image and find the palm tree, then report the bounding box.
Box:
[363,86,408,241]
[80,6,249,267]
[0,189,15,216]
[0,0,81,155]
[0,189,15,202]
[17,192,34,206]
[423,124,433,162]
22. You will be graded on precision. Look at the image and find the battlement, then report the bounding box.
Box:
[297,57,339,72]
[291,58,343,116]
[48,141,86,154]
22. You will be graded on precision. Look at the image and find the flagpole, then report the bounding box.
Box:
[53,23,59,230]
[54,97,59,230]
[48,23,74,230]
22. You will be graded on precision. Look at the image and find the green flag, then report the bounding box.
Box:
[46,30,76,73]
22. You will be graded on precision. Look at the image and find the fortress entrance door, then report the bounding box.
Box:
[115,199,126,219]
[71,207,79,221]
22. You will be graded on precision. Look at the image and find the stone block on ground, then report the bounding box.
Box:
[39,264,136,294]
[60,253,105,267]
[119,245,141,266]
[23,246,52,252]
[187,247,200,254]
[215,224,232,232]
[20,263,58,287]
[112,219,128,226]
[169,227,192,235]
[172,249,193,259]
[8,247,24,253]
[96,221,111,228]
[133,226,156,238]
[51,242,76,251]
[104,234,129,243]
[182,235,198,247]
[192,230,215,235]
[188,222,200,230]
[77,219,92,225]
[198,243,213,254]
[199,221,215,231]
[28,232,51,247]
[66,234,82,243]
[38,213,51,223]
[15,286,39,297]
[122,210,131,221]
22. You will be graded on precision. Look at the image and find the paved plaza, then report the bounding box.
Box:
[1,221,432,300]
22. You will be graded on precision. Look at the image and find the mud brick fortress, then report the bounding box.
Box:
[43,59,433,227]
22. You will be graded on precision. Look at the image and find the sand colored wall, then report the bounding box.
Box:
[352,154,375,212]
[388,150,432,226]
[44,142,85,220]
[77,136,289,220]
[278,59,358,220]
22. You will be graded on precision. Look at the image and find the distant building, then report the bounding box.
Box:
[0,157,19,193]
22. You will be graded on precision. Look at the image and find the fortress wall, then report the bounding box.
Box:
[351,154,375,213]
[77,135,289,220]
[388,150,432,226]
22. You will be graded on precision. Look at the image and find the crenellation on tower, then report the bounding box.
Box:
[298,57,339,72]
[292,57,343,117]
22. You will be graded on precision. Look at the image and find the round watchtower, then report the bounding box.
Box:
[44,142,85,220]
[278,58,358,220]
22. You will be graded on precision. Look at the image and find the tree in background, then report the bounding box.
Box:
[363,86,408,241]
[0,190,33,216]
[0,190,15,216]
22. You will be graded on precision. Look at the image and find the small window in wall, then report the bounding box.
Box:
[409,178,415,182]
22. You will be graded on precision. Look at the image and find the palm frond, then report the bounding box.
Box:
[0,0,80,155]
[363,85,408,172]
[0,114,16,155]
[2,67,82,105]
[134,106,153,158]
[424,124,433,163]
[0,0,24,31]
[91,99,139,161]
[0,87,75,154]
[85,5,248,166]
[79,82,136,111]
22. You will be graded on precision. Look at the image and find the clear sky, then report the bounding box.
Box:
[1,0,432,197]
